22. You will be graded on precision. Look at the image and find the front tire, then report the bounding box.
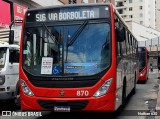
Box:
[14,89,20,108]
[131,74,137,95]
[122,80,126,108]
[116,80,126,115]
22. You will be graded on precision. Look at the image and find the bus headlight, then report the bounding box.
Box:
[21,80,34,96]
[0,75,5,85]
[140,70,146,76]
[93,78,112,97]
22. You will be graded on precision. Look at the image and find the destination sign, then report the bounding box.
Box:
[26,6,110,22]
[138,47,145,52]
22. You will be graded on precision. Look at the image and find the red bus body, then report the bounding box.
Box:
[138,47,149,82]
[19,3,139,111]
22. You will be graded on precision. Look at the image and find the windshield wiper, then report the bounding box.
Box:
[66,20,88,47]
[65,20,88,62]
[42,23,59,45]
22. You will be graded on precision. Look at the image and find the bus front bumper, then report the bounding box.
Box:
[0,91,15,100]
[21,92,115,111]
[138,73,147,81]
[0,86,16,100]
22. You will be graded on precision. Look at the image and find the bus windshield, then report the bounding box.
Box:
[0,47,7,68]
[138,52,146,71]
[23,22,111,76]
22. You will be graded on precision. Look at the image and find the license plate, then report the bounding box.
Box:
[54,106,70,112]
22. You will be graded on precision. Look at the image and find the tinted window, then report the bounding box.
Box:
[9,49,19,63]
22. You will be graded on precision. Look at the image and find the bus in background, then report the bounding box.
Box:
[138,47,149,83]
[18,3,139,111]
[0,27,20,107]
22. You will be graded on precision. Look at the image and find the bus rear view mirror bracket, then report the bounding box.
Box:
[9,21,15,44]
[9,30,14,44]
[9,20,23,44]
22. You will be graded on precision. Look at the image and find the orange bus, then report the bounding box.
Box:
[138,47,149,82]
[18,3,139,111]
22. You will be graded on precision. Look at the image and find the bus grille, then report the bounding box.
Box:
[37,100,89,111]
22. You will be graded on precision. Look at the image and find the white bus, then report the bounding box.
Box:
[0,27,20,106]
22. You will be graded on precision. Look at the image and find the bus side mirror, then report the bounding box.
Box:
[116,27,125,42]
[9,30,14,44]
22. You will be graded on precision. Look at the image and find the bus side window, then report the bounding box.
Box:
[9,49,19,63]
[115,15,120,57]
[116,42,121,57]
[115,15,125,57]
[115,23,125,42]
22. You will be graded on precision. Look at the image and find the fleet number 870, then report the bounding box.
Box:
[77,90,89,96]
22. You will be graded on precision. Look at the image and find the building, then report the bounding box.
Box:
[31,0,63,6]
[31,0,115,6]
[59,0,101,4]
[126,21,160,41]
[59,0,115,4]
[156,0,160,32]
[0,0,42,28]
[115,0,156,29]
[14,0,41,9]
[126,21,160,52]
[0,0,11,28]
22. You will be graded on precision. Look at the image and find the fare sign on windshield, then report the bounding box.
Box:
[26,5,110,22]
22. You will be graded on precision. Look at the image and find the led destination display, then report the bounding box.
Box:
[26,5,110,22]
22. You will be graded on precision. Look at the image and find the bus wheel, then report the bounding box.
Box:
[116,79,126,114]
[122,80,126,108]
[131,73,137,95]
[14,89,20,108]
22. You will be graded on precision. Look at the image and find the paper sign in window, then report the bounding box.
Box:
[41,57,53,74]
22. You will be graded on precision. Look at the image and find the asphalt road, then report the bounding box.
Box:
[0,69,159,119]
[116,69,160,119]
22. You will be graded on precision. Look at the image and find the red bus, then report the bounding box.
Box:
[18,3,139,111]
[138,47,149,82]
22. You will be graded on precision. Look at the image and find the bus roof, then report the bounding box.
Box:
[26,3,111,12]
[26,3,111,23]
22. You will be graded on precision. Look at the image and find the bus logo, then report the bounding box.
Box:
[60,90,65,96]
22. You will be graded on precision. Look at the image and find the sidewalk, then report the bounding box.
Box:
[155,69,160,119]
